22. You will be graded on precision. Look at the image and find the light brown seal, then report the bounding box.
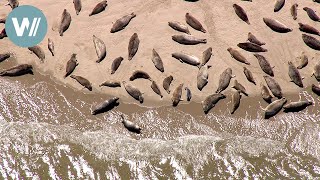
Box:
[168,21,190,34]
[297,52,308,69]
[201,47,212,66]
[216,68,235,93]
[111,57,124,74]
[48,38,55,56]
[93,35,106,63]
[237,42,268,52]
[231,90,241,114]
[129,70,152,81]
[263,97,287,119]
[99,81,121,87]
[312,62,320,81]
[172,83,184,106]
[263,18,292,33]
[111,13,136,33]
[64,54,78,78]
[28,45,45,63]
[185,13,206,33]
[288,61,303,87]
[291,3,298,20]
[243,67,256,85]
[128,33,139,60]
[123,81,144,103]
[303,7,320,22]
[0,64,33,76]
[274,0,285,12]
[0,53,10,62]
[70,75,92,91]
[254,54,274,76]
[260,83,272,103]
[202,93,226,114]
[172,34,207,45]
[120,115,141,134]
[247,32,266,46]
[233,4,250,24]
[59,9,71,36]
[73,0,82,15]
[172,52,200,66]
[227,48,250,65]
[163,75,173,94]
[298,23,320,36]
[151,80,163,98]
[89,0,107,16]
[302,34,320,50]
[312,84,320,95]
[91,97,119,115]
[197,65,211,91]
[283,101,313,113]
[232,80,248,96]
[264,75,282,99]
[152,49,164,72]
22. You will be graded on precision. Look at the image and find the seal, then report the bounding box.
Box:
[185,13,206,33]
[247,32,266,46]
[48,38,55,56]
[283,101,313,113]
[233,4,250,24]
[128,33,139,60]
[64,54,78,78]
[89,0,107,16]
[0,29,7,39]
[93,35,106,63]
[303,7,320,22]
[254,54,274,76]
[216,68,235,93]
[231,90,241,114]
[172,34,207,45]
[232,80,248,96]
[120,115,141,134]
[28,45,45,63]
[91,97,119,115]
[297,52,308,69]
[197,65,211,91]
[172,53,200,66]
[111,13,136,33]
[260,83,272,103]
[99,81,121,87]
[0,64,33,76]
[201,47,212,66]
[263,97,287,119]
[243,67,256,85]
[151,80,163,98]
[274,0,285,12]
[111,57,124,74]
[227,48,250,65]
[288,61,303,87]
[185,87,192,101]
[7,0,19,9]
[264,75,282,99]
[237,42,268,52]
[312,84,320,95]
[59,9,71,36]
[123,81,144,103]
[73,0,82,15]
[263,18,292,33]
[152,49,164,72]
[291,3,298,20]
[172,83,184,106]
[312,61,320,81]
[302,34,320,50]
[70,75,92,91]
[202,93,226,114]
[168,21,190,35]
[298,23,320,36]
[163,75,173,94]
[0,53,10,63]
[129,70,152,81]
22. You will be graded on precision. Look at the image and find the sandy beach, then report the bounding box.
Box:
[1,0,320,106]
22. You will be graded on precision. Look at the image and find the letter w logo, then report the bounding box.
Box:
[11,17,41,37]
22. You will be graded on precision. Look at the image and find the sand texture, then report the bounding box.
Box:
[1,0,320,106]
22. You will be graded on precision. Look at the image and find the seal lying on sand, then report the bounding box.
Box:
[172,53,200,66]
[168,21,190,34]
[129,70,152,81]
[216,68,235,93]
[231,90,241,114]
[312,62,320,81]
[232,80,248,96]
[59,9,71,36]
[123,81,144,103]
[197,65,211,91]
[296,52,308,69]
[263,97,287,119]
[302,34,320,50]
[274,0,285,12]
[120,115,141,134]
[283,101,313,113]
[233,4,250,24]
[312,84,320,95]
[28,46,45,63]
[151,80,163,98]
[298,23,320,36]
[185,13,206,33]
[99,81,121,87]
[111,13,136,33]
[91,97,119,115]
[0,53,10,62]
[247,32,266,46]
[263,18,292,33]
[243,67,256,85]
[227,48,250,65]
[202,93,226,114]
[172,83,184,106]
[111,57,124,74]
[291,3,298,20]
[152,49,164,72]
[93,35,106,63]
[185,87,192,101]
[254,54,274,76]
[70,75,92,91]
[172,34,207,45]
[89,0,107,16]
[163,75,173,94]
[48,38,55,56]
[201,47,212,66]
[303,7,320,22]
[260,83,272,103]
[237,42,267,52]
[264,76,282,99]
[73,0,82,15]
[65,54,78,78]
[0,64,33,76]
[288,61,303,87]
[128,33,140,60]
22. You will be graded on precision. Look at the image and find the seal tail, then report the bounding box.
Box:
[201,39,207,44]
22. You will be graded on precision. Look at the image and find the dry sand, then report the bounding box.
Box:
[1,0,320,106]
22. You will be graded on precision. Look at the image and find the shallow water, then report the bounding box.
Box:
[0,61,320,179]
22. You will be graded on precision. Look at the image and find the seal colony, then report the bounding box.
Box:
[1,0,320,122]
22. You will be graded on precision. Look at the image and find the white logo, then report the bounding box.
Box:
[11,17,41,37]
